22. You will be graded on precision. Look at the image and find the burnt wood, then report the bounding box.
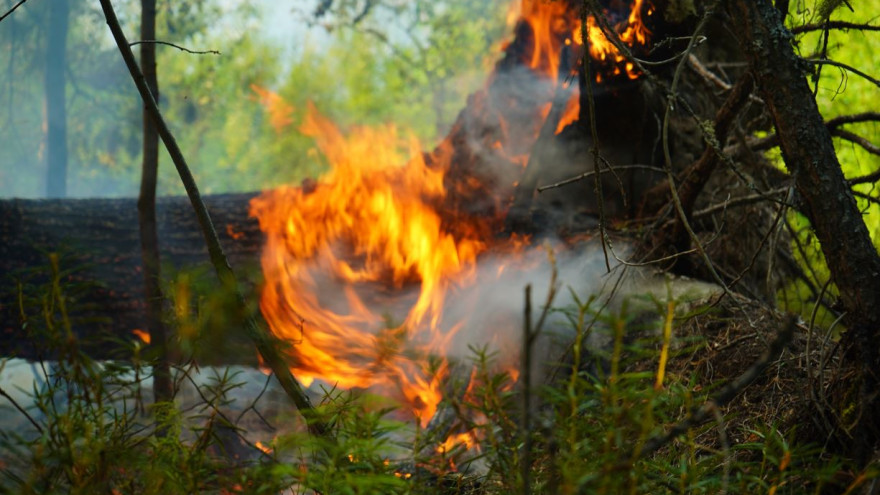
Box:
[0,193,262,360]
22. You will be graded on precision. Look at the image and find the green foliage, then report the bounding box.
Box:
[3,262,877,493]
[0,0,509,198]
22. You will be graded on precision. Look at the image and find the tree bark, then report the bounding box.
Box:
[45,0,69,198]
[138,0,172,404]
[726,0,880,460]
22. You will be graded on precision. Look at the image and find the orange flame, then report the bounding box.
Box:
[438,431,479,455]
[584,0,653,82]
[517,0,653,131]
[250,104,488,424]
[251,84,295,133]
[519,0,575,80]
[131,329,150,344]
[249,0,654,432]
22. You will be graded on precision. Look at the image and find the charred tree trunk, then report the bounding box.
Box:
[726,0,880,461]
[0,193,262,362]
[45,0,69,198]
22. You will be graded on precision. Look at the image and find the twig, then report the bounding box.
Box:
[687,54,765,105]
[791,21,880,35]
[634,315,796,459]
[129,40,220,55]
[99,0,329,437]
[0,386,43,434]
[635,37,706,66]
[802,57,880,90]
[692,187,791,218]
[0,0,28,25]
[537,165,665,192]
[852,190,880,207]
[687,53,732,90]
[729,112,880,157]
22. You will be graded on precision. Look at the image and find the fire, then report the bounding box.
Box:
[248,0,655,434]
[519,0,575,80]
[131,328,150,344]
[583,0,653,82]
[250,104,488,424]
[438,431,479,455]
[517,0,654,133]
[251,84,295,133]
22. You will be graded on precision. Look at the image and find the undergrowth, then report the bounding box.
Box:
[0,255,877,494]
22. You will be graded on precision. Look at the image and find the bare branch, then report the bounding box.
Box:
[0,385,43,434]
[537,165,665,192]
[129,40,220,55]
[832,129,880,156]
[825,112,880,129]
[692,187,791,218]
[802,57,880,90]
[791,21,880,35]
[853,190,880,207]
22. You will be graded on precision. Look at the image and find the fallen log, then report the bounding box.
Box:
[0,193,262,361]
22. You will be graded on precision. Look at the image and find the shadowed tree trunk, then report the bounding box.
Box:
[726,0,880,461]
[138,0,172,404]
[45,0,69,198]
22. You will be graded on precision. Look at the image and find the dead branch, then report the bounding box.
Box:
[692,187,791,219]
[674,72,755,222]
[129,40,220,55]
[536,165,665,192]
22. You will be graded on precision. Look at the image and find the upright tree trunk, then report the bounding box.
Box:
[138,0,172,404]
[45,0,69,198]
[726,0,880,461]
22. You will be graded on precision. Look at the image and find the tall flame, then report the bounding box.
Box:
[250,104,487,423]
[584,0,653,82]
[249,0,654,431]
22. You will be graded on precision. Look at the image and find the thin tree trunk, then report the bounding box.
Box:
[138,0,172,404]
[45,0,69,198]
[99,0,328,436]
[727,0,880,461]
